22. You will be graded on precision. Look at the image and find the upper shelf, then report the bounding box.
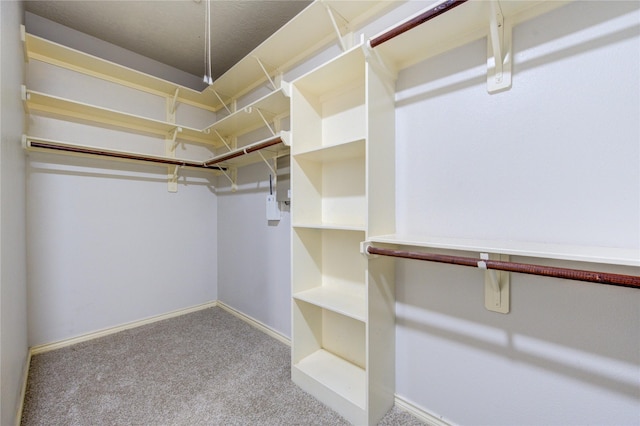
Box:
[369,233,640,267]
[21,26,219,112]
[206,1,395,103]
[369,0,571,72]
[22,86,217,146]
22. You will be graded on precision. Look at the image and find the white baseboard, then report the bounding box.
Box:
[217,301,290,346]
[29,300,218,355]
[395,395,452,426]
[15,350,32,426]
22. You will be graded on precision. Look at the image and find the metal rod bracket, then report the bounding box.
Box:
[479,253,510,314]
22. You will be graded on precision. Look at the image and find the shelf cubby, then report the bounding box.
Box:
[292,299,366,418]
[292,139,366,229]
[292,227,366,321]
[291,46,366,154]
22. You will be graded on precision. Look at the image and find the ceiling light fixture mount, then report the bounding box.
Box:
[203,0,213,85]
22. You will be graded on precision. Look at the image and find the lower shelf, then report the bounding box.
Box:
[293,286,365,322]
[292,349,366,421]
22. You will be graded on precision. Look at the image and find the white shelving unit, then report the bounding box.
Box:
[20,0,401,188]
[290,43,396,425]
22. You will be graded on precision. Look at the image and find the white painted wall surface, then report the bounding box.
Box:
[394,2,640,424]
[25,17,218,347]
[217,161,292,338]
[0,1,28,424]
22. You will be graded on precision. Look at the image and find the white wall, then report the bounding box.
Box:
[394,1,639,424]
[217,161,292,338]
[25,17,218,347]
[0,1,28,424]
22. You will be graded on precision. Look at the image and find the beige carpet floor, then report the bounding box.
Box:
[21,306,424,425]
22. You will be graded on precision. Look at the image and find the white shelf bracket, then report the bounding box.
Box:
[478,253,510,314]
[256,150,277,176]
[323,2,353,52]
[213,129,234,152]
[251,107,277,137]
[487,0,512,93]
[212,89,232,115]
[21,25,29,63]
[220,166,238,192]
[364,43,398,86]
[169,87,180,114]
[253,56,278,90]
[169,127,183,152]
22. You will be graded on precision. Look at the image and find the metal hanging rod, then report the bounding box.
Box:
[203,135,283,167]
[366,246,640,289]
[26,136,285,171]
[26,138,225,171]
[369,0,468,48]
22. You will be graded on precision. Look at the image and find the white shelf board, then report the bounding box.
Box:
[294,286,366,322]
[205,88,289,137]
[207,1,393,100]
[23,88,216,146]
[293,349,366,410]
[371,0,571,72]
[292,223,366,232]
[369,233,640,267]
[23,28,218,112]
[293,139,365,163]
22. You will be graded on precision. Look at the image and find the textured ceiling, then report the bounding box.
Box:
[24,0,313,81]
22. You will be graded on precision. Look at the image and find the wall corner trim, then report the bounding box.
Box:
[29,301,218,355]
[15,351,32,426]
[216,301,290,346]
[394,395,452,426]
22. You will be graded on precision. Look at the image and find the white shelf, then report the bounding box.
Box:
[205,87,290,138]
[292,223,366,232]
[23,87,216,146]
[369,233,640,267]
[293,349,366,410]
[293,138,365,162]
[294,286,366,323]
[22,28,218,112]
[371,0,570,72]
[292,142,366,227]
[291,47,366,154]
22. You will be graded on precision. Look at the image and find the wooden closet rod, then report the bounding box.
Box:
[369,0,468,48]
[366,246,640,289]
[28,139,224,171]
[203,135,283,167]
